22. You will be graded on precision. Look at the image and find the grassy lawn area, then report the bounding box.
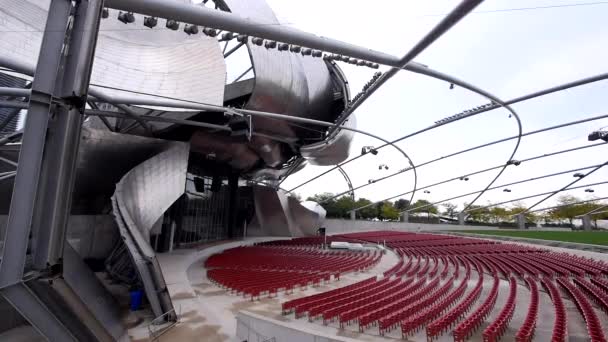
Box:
[454,230,608,246]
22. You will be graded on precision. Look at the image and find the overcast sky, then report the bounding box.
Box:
[262,0,608,212]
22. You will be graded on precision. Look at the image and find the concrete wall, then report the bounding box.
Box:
[323,219,501,234]
[236,311,358,342]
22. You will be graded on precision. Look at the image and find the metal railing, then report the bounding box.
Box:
[147,306,181,341]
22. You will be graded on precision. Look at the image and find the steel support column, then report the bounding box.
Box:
[458,212,465,225]
[582,215,593,231]
[516,213,526,230]
[0,0,74,289]
[0,0,105,341]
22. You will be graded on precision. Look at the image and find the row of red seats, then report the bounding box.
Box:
[558,277,607,342]
[426,261,484,340]
[453,275,500,342]
[482,276,517,342]
[356,276,440,330]
[321,277,427,325]
[298,278,414,320]
[297,277,395,318]
[281,276,376,312]
[574,277,608,314]
[400,270,469,337]
[208,269,329,299]
[379,272,457,335]
[338,278,428,330]
[515,277,539,342]
[335,276,431,328]
[591,277,608,294]
[541,277,567,342]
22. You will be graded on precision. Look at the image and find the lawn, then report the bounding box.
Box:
[454,230,608,246]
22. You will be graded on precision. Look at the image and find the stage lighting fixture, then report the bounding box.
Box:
[361,146,378,156]
[301,48,312,56]
[289,45,302,53]
[117,11,135,24]
[143,16,157,28]
[311,50,323,57]
[588,130,608,142]
[101,8,109,19]
[203,27,218,37]
[251,37,264,46]
[264,40,277,49]
[278,43,289,51]
[237,35,248,43]
[184,24,199,35]
[221,32,235,41]
[165,19,179,31]
[449,83,455,89]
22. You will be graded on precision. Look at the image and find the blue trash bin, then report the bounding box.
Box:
[130,289,143,311]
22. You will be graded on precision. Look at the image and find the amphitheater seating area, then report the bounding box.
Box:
[205,241,381,299]
[278,231,608,341]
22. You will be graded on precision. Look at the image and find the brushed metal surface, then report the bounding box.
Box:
[248,185,324,237]
[111,143,188,319]
[0,0,225,107]
[115,143,189,242]
[223,0,353,168]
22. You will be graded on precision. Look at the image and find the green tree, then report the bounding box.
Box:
[307,193,340,218]
[509,202,538,223]
[334,196,356,218]
[355,198,376,219]
[394,198,410,211]
[489,206,509,223]
[410,199,438,214]
[465,204,490,223]
[442,203,458,218]
[548,195,584,225]
[379,201,399,220]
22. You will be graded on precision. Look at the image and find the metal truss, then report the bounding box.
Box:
[461,182,608,214]
[337,166,355,201]
[347,113,608,212]
[354,142,607,212]
[517,161,608,214]
[403,164,605,213]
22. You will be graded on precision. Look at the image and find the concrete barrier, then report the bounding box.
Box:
[236,311,359,342]
[323,219,500,234]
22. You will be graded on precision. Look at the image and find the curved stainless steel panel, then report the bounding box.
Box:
[223,0,353,170]
[0,0,226,107]
[300,115,356,165]
[111,142,189,319]
[248,185,324,237]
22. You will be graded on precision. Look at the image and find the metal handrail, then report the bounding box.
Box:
[147,305,181,341]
